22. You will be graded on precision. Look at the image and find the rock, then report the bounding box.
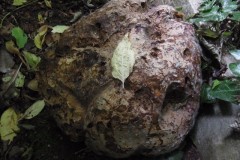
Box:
[38,0,202,158]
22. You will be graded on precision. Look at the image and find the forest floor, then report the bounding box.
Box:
[0,0,200,160]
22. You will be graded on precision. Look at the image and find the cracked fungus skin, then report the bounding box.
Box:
[38,0,202,158]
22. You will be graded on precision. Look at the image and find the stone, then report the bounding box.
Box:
[38,0,202,158]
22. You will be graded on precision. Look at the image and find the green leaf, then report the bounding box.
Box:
[210,80,240,103]
[230,49,240,60]
[191,7,227,23]
[0,108,20,143]
[190,0,238,24]
[111,33,135,88]
[201,80,240,104]
[12,0,27,6]
[34,34,43,49]
[231,11,240,21]
[15,71,25,88]
[34,25,48,49]
[175,7,183,12]
[201,83,216,103]
[23,100,45,119]
[23,51,41,71]
[212,80,221,89]
[222,31,232,37]
[198,0,217,12]
[200,6,228,22]
[229,63,240,76]
[2,71,25,88]
[51,25,69,33]
[11,27,28,49]
[44,0,52,8]
[197,28,219,38]
[220,0,238,13]
[2,76,11,83]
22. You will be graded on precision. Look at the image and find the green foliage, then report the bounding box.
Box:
[34,25,48,49]
[0,100,45,143]
[23,51,41,71]
[201,80,240,104]
[0,108,20,143]
[51,25,69,33]
[211,79,221,89]
[44,0,52,8]
[13,0,27,6]
[229,50,240,76]
[197,28,219,38]
[191,0,240,106]
[189,0,240,46]
[201,84,216,103]
[2,71,25,88]
[23,100,45,119]
[220,0,238,13]
[11,27,28,49]
[229,63,240,76]
[198,0,217,12]
[191,0,239,23]
[14,71,25,87]
[231,11,240,21]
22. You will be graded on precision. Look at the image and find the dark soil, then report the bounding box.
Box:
[0,0,201,160]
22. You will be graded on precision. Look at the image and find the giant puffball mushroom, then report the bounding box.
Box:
[38,0,202,158]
